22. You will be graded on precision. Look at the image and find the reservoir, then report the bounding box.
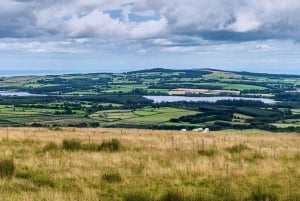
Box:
[143,95,276,104]
[0,91,44,96]
[0,91,276,104]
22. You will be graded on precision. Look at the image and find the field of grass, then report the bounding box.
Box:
[291,109,300,115]
[90,107,199,125]
[1,68,300,131]
[233,113,253,120]
[272,123,300,128]
[0,128,299,201]
[167,82,266,91]
[104,85,148,93]
[222,84,267,90]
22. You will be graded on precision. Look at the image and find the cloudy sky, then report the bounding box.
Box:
[1,0,300,74]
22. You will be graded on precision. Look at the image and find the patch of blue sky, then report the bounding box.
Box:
[61,16,72,21]
[128,13,161,22]
[105,10,122,20]
[105,9,161,22]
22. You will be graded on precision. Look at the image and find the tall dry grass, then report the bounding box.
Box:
[0,127,299,201]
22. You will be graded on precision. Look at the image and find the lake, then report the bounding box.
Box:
[0,91,45,96]
[143,96,276,104]
[0,92,277,104]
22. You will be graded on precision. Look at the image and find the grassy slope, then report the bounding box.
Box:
[2,68,296,95]
[90,107,198,125]
[0,128,299,201]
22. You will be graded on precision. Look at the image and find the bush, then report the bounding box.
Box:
[124,190,153,201]
[100,139,122,152]
[0,159,15,179]
[293,152,300,162]
[245,152,265,163]
[246,186,278,201]
[43,142,59,152]
[16,170,55,187]
[82,143,101,152]
[160,190,185,201]
[61,138,123,152]
[226,144,249,154]
[198,149,217,157]
[102,171,122,183]
[62,139,82,151]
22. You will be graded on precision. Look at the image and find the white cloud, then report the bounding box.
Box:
[130,17,167,39]
[0,39,89,53]
[66,10,127,37]
[1,0,300,57]
[133,0,300,41]
[228,11,261,32]
[3,0,300,41]
[152,38,174,45]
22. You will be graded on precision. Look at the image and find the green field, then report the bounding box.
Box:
[90,107,199,125]
[272,123,300,128]
[292,109,300,114]
[0,68,300,131]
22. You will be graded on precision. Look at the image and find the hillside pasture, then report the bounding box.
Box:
[90,107,199,125]
[0,128,299,201]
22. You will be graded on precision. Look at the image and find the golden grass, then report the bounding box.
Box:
[0,127,299,201]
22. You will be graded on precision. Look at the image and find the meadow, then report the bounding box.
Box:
[0,128,299,201]
[89,107,198,126]
[1,68,300,131]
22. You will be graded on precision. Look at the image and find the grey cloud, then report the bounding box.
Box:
[134,0,300,42]
[1,0,300,54]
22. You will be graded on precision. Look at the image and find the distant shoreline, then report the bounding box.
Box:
[0,70,105,77]
[1,68,300,77]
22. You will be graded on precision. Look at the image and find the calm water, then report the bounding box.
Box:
[0,70,66,77]
[0,91,45,96]
[143,96,276,104]
[0,91,276,103]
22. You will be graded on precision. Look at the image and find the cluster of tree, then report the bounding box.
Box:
[238,71,300,79]
[158,99,299,132]
[275,92,300,101]
[0,95,152,118]
[171,111,233,124]
[0,95,151,107]
[31,122,100,128]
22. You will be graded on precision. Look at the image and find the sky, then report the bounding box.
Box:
[1,0,300,75]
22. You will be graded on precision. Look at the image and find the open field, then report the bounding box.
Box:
[168,88,240,96]
[90,107,199,125]
[1,68,300,131]
[0,128,299,201]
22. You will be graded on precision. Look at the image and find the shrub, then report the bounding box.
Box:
[124,190,153,201]
[102,171,122,183]
[61,139,123,152]
[81,143,102,152]
[246,186,278,201]
[48,127,63,131]
[226,144,249,154]
[293,152,300,162]
[0,159,15,179]
[43,142,59,152]
[100,139,122,152]
[62,139,82,151]
[16,170,55,187]
[160,190,185,201]
[198,149,217,157]
[245,152,265,163]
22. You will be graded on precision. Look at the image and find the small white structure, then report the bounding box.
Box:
[192,128,203,132]
[202,128,210,133]
[181,129,187,132]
